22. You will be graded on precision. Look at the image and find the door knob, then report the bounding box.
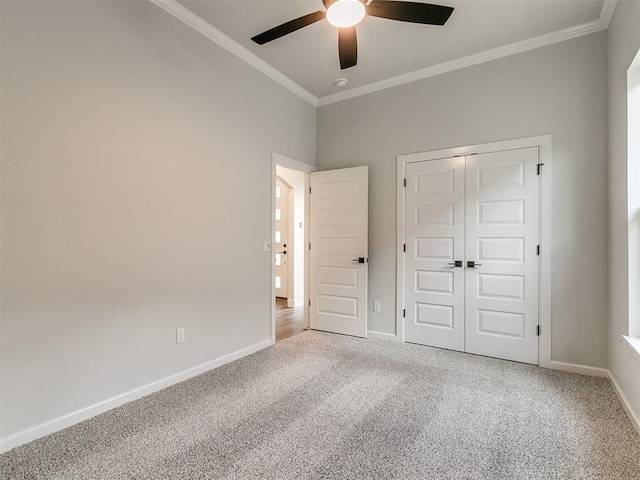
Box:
[467,261,482,268]
[277,251,286,255]
[352,257,367,264]
[447,261,463,267]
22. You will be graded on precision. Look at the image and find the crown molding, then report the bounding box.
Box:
[149,0,319,107]
[318,1,617,106]
[599,0,618,29]
[149,0,617,108]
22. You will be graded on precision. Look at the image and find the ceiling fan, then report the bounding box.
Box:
[251,0,454,70]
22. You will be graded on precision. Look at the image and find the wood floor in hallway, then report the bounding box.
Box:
[276,297,304,342]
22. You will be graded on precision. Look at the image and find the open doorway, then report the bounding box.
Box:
[271,154,315,342]
[275,169,303,340]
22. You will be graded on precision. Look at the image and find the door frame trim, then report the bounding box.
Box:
[271,153,316,342]
[396,135,552,368]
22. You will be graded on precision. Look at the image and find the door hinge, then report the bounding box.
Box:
[537,163,544,175]
[403,309,406,318]
[537,245,540,256]
[309,187,312,194]
[309,243,311,250]
[309,299,311,306]
[403,243,406,253]
[403,178,407,187]
[537,325,540,336]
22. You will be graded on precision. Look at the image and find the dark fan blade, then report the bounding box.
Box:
[338,27,357,70]
[251,11,326,45]
[366,1,453,25]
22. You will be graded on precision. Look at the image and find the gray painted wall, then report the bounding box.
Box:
[607,0,640,420]
[1,1,316,438]
[318,32,608,368]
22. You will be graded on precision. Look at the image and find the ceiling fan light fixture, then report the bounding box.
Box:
[326,0,366,28]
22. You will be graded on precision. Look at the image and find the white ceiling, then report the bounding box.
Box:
[177,0,607,100]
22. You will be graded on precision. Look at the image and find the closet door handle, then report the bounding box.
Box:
[467,261,483,268]
[447,261,463,267]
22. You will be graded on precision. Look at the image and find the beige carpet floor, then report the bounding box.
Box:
[1,331,639,479]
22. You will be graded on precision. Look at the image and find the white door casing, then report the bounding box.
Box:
[400,145,541,365]
[465,148,539,364]
[271,153,316,343]
[309,166,368,338]
[404,157,466,350]
[275,178,291,299]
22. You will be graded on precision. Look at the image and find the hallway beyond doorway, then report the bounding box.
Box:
[276,298,304,341]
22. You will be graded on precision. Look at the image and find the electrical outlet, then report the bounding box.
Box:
[264,241,272,252]
[176,327,185,344]
[373,301,381,313]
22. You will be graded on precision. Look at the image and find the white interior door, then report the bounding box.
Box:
[465,147,539,364]
[404,157,466,351]
[309,166,368,338]
[275,179,290,299]
[403,147,540,364]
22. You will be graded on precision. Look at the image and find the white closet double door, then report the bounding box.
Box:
[404,147,539,364]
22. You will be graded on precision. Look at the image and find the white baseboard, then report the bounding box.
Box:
[609,372,640,437]
[287,298,304,308]
[548,360,609,377]
[0,338,274,454]
[367,330,399,341]
[534,361,640,435]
